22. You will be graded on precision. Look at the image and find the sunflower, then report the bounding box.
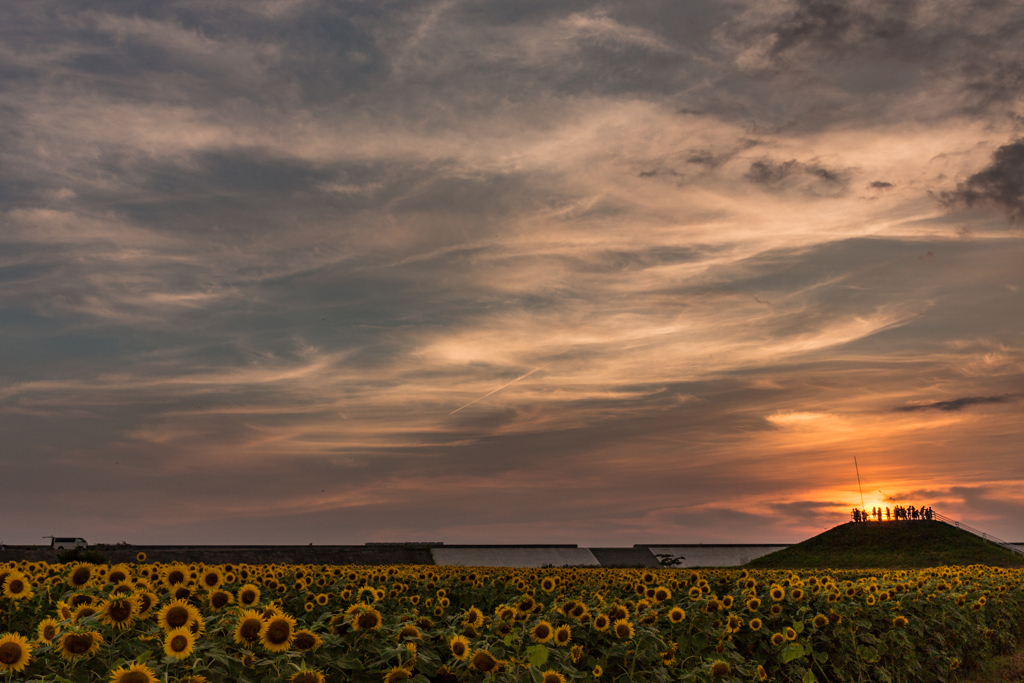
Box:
[208,590,233,612]
[710,660,731,677]
[237,584,261,607]
[593,665,603,678]
[892,616,908,628]
[66,562,95,588]
[464,606,485,629]
[770,585,785,601]
[726,614,743,633]
[101,595,140,630]
[0,633,32,673]
[200,568,223,590]
[653,586,672,602]
[470,649,499,673]
[163,627,195,660]
[293,629,323,651]
[530,621,553,644]
[813,614,829,628]
[384,667,413,683]
[553,625,572,646]
[136,552,147,563]
[771,632,785,647]
[162,564,190,591]
[37,617,61,644]
[2,572,33,601]
[136,592,158,619]
[749,617,763,631]
[570,644,584,664]
[233,609,266,647]
[157,599,199,632]
[592,614,610,631]
[785,626,798,641]
[668,607,686,623]
[109,662,158,683]
[178,677,211,683]
[315,593,329,606]
[289,669,326,683]
[449,634,471,660]
[608,605,629,621]
[613,619,634,640]
[398,624,421,641]
[746,597,761,611]
[73,604,100,624]
[261,614,296,653]
[541,671,566,683]
[57,630,103,662]
[353,607,383,631]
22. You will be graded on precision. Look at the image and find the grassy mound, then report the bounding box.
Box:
[746,520,1024,569]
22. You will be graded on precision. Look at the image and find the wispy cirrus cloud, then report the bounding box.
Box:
[0,0,1022,545]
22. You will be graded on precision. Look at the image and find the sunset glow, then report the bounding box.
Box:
[1,0,1022,545]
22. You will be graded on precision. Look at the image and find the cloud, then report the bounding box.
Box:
[939,139,1024,223]
[744,157,851,195]
[894,395,1019,412]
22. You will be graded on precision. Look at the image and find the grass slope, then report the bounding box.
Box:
[746,520,1024,569]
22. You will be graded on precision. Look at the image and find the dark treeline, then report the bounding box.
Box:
[851,505,934,523]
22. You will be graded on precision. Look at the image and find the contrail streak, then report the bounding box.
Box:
[450,364,549,415]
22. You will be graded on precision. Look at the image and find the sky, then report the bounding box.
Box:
[1,0,1023,547]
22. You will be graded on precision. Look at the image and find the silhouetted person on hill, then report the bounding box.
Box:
[852,508,861,522]
[886,507,891,521]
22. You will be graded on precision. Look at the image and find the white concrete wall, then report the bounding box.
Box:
[647,546,790,568]
[431,547,600,568]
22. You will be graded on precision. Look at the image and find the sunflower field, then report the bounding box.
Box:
[1,559,1021,683]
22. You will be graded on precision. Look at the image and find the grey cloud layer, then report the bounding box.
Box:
[1,0,1023,544]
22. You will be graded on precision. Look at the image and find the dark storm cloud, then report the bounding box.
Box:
[939,139,1024,223]
[894,395,1019,412]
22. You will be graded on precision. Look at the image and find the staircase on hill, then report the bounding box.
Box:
[933,511,1024,558]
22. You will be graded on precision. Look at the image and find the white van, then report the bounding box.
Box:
[50,537,88,550]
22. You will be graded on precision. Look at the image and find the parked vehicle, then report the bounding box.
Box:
[48,537,88,550]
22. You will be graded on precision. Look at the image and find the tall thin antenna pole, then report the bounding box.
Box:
[854,456,866,511]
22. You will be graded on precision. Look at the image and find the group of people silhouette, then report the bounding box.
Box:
[851,505,934,522]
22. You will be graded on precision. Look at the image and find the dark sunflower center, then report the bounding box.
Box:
[204,574,219,586]
[137,595,153,612]
[241,590,256,604]
[266,620,291,644]
[240,619,262,641]
[170,635,188,652]
[543,675,560,683]
[472,652,496,672]
[43,625,57,640]
[357,612,380,629]
[71,594,93,607]
[293,674,319,683]
[452,642,466,656]
[108,602,133,621]
[64,634,94,654]
[76,607,97,619]
[616,625,629,637]
[72,568,92,585]
[0,642,24,665]
[119,672,150,683]
[535,625,550,638]
[294,632,316,650]
[211,592,229,608]
[167,571,185,585]
[8,579,25,593]
[166,606,189,628]
[110,571,127,583]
